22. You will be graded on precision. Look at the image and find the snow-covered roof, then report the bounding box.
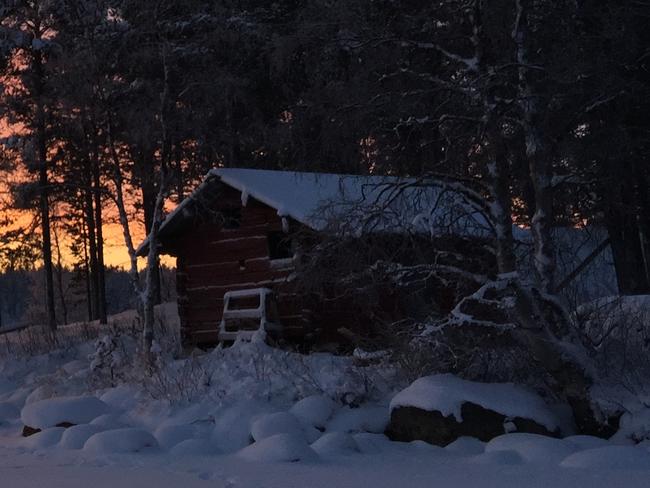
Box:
[157,168,492,238]
[135,168,616,301]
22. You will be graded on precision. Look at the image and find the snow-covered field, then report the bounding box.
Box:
[1,307,650,487]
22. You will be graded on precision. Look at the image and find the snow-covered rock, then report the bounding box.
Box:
[388,375,560,445]
[83,428,159,454]
[326,405,389,434]
[238,433,318,463]
[251,412,306,442]
[391,375,559,431]
[21,396,111,430]
[154,424,198,450]
[485,433,577,464]
[60,424,105,450]
[311,432,359,456]
[290,395,336,429]
[561,446,650,470]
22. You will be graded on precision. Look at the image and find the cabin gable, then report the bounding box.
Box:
[171,185,302,345]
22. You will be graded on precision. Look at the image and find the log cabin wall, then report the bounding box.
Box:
[173,186,303,346]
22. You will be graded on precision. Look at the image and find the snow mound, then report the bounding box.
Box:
[445,436,486,456]
[470,450,524,466]
[5,387,31,408]
[61,360,87,375]
[290,395,336,429]
[390,375,559,431]
[326,405,389,434]
[170,438,220,457]
[99,386,140,411]
[60,424,105,450]
[486,433,576,464]
[0,401,20,423]
[24,385,56,405]
[311,432,359,456]
[90,413,128,429]
[564,435,610,451]
[22,427,66,449]
[0,379,16,395]
[251,412,306,442]
[21,396,111,429]
[212,400,274,453]
[83,428,159,454]
[154,424,198,450]
[352,433,393,454]
[238,433,318,463]
[561,446,650,470]
[612,408,650,443]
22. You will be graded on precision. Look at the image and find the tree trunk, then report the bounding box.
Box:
[511,2,600,434]
[81,217,93,321]
[84,164,99,321]
[33,46,56,331]
[52,222,68,325]
[142,175,167,364]
[486,129,516,275]
[138,152,163,306]
[603,162,650,294]
[93,151,108,324]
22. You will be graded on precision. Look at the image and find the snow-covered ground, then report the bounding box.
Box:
[2,306,650,487]
[4,439,650,488]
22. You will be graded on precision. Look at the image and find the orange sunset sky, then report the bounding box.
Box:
[0,119,176,270]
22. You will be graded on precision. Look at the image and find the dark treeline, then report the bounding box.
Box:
[0,1,648,326]
[0,265,175,329]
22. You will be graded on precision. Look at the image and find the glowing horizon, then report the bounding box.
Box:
[1,123,175,270]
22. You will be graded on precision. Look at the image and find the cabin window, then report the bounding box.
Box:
[220,208,241,229]
[267,231,293,261]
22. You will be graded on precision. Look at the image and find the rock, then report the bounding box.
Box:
[386,375,561,445]
[23,421,76,438]
[386,402,560,446]
[22,425,42,437]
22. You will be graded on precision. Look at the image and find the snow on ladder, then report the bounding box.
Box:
[219,288,281,342]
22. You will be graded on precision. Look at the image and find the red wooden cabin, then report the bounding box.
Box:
[137,168,492,347]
